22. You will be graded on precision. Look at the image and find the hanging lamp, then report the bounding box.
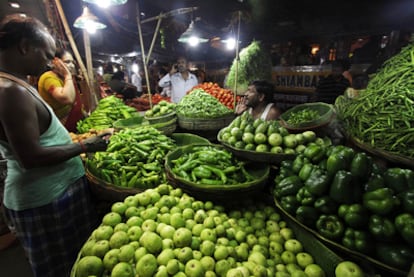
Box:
[178,20,209,46]
[82,0,127,8]
[74,6,106,33]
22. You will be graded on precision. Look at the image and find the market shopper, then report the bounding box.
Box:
[131,69,143,97]
[235,80,281,121]
[108,70,138,99]
[38,49,84,132]
[158,56,199,103]
[0,14,110,277]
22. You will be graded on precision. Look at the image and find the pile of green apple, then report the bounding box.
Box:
[219,111,321,154]
[74,184,328,277]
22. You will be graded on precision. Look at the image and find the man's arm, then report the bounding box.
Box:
[0,84,108,169]
[158,73,172,88]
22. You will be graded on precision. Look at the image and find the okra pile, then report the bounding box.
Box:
[170,145,255,186]
[86,126,175,189]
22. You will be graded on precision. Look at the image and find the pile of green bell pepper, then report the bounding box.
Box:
[338,204,368,229]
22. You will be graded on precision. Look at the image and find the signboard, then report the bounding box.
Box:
[272,65,331,93]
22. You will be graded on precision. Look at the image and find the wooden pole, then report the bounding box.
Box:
[53,0,90,87]
[136,2,152,108]
[83,30,98,111]
[145,14,163,66]
[233,10,241,110]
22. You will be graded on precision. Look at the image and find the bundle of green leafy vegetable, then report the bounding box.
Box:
[335,44,414,158]
[225,40,272,93]
[176,89,233,118]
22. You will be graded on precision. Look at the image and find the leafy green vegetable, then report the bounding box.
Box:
[225,40,272,93]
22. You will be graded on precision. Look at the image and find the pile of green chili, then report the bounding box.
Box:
[335,44,414,158]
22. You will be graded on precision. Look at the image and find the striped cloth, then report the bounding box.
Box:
[4,176,99,277]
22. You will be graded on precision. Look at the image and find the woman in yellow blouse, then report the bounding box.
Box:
[38,49,83,132]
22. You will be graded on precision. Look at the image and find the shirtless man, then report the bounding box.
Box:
[0,14,109,277]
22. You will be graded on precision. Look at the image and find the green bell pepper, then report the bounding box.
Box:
[398,188,414,213]
[314,196,338,214]
[303,144,325,163]
[295,206,319,228]
[350,152,372,181]
[368,214,396,241]
[394,213,414,247]
[296,187,316,206]
[316,214,344,241]
[304,168,330,196]
[273,175,303,198]
[363,187,399,215]
[298,163,315,181]
[376,243,414,271]
[329,170,354,204]
[292,155,309,174]
[337,204,368,229]
[384,168,411,194]
[363,173,385,192]
[342,227,373,254]
[326,152,348,177]
[279,195,300,215]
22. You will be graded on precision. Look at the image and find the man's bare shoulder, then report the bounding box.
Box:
[0,80,34,109]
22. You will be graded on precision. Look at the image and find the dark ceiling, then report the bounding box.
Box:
[2,0,414,65]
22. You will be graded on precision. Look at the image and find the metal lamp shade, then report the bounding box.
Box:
[73,6,106,30]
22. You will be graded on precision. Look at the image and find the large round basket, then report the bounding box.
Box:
[170,132,211,145]
[217,129,296,164]
[348,136,414,170]
[85,168,144,202]
[150,117,177,136]
[274,197,409,276]
[112,116,145,130]
[145,111,176,124]
[177,113,235,131]
[164,143,270,202]
[280,102,335,133]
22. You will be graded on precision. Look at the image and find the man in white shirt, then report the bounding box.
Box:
[131,70,143,96]
[158,56,199,103]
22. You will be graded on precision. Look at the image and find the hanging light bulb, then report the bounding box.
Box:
[225,38,236,50]
[178,20,209,45]
[82,0,127,8]
[74,6,106,34]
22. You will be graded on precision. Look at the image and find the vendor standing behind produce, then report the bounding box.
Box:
[312,60,351,104]
[0,14,110,277]
[158,56,199,103]
[235,80,281,121]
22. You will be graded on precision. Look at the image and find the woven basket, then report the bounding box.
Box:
[112,116,146,130]
[280,102,335,132]
[177,113,235,131]
[145,111,176,124]
[171,133,211,146]
[151,117,177,136]
[86,169,144,202]
[164,143,270,202]
[274,197,408,276]
[349,136,414,170]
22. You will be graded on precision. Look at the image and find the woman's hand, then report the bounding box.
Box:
[52,58,72,79]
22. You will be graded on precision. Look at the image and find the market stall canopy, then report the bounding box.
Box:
[1,0,414,64]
